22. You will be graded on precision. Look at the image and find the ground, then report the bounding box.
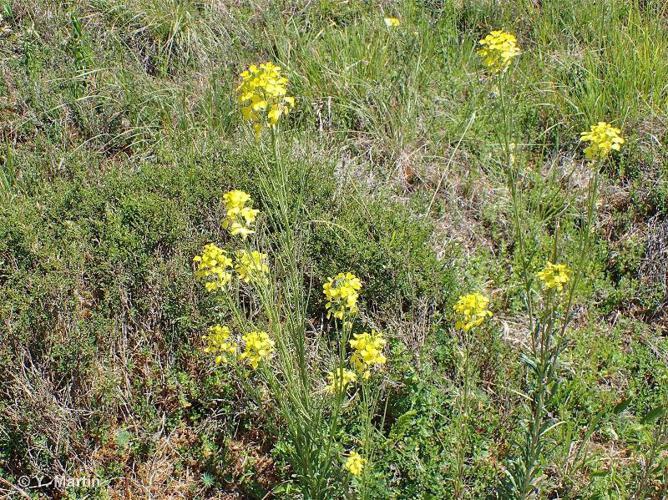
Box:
[0,1,666,499]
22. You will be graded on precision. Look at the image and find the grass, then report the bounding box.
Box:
[1,0,667,498]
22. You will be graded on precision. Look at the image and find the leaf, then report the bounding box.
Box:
[116,428,132,450]
[389,409,418,440]
[520,353,537,370]
[540,420,564,437]
[201,473,215,487]
[612,398,631,415]
[641,405,667,425]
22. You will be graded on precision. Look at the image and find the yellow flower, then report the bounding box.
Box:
[344,451,366,476]
[323,272,362,319]
[384,17,400,27]
[240,331,275,369]
[453,293,492,332]
[477,30,520,73]
[222,190,259,239]
[193,243,233,292]
[223,189,251,209]
[325,368,357,394]
[349,331,386,378]
[580,122,625,160]
[202,325,237,364]
[235,250,269,284]
[236,62,295,136]
[537,262,571,292]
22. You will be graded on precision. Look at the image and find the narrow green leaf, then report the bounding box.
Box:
[613,399,631,415]
[641,405,667,425]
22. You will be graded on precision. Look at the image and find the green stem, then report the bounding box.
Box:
[454,337,472,498]
[560,166,600,337]
[498,73,535,330]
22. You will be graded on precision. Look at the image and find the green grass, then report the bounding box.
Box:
[1,0,667,498]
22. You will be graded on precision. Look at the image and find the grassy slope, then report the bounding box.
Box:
[1,0,667,498]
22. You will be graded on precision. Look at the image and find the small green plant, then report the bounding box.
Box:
[450,292,493,497]
[67,12,94,97]
[481,30,629,497]
[188,62,395,498]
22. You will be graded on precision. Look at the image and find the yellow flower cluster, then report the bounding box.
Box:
[477,30,520,73]
[384,17,400,27]
[323,272,362,319]
[200,326,274,370]
[453,293,493,332]
[235,250,269,284]
[537,262,571,292]
[240,331,275,369]
[193,243,233,292]
[344,450,366,476]
[350,330,387,378]
[580,122,625,160]
[202,325,237,364]
[237,62,295,136]
[222,190,259,239]
[193,242,271,291]
[325,367,358,394]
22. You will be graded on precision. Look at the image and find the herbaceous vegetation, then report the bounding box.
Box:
[1,1,667,498]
